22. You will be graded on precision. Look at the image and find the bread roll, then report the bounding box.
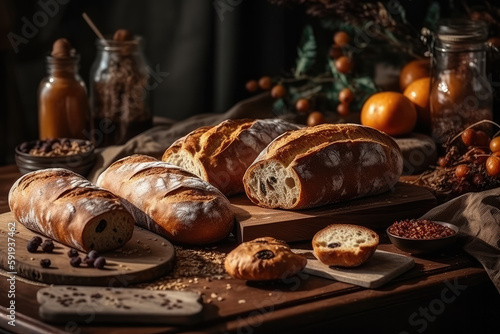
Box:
[225,237,307,281]
[162,119,300,196]
[312,224,379,267]
[243,123,403,209]
[8,169,134,252]
[96,154,234,245]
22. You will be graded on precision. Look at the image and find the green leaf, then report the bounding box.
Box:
[295,25,317,78]
[272,99,287,115]
[350,76,378,110]
[423,2,440,31]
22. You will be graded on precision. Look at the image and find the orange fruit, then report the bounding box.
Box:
[399,59,430,91]
[361,91,417,136]
[403,77,431,127]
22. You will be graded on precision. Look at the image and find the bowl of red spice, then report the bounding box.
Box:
[387,219,459,255]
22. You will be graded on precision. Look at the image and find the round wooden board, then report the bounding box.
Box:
[0,212,175,286]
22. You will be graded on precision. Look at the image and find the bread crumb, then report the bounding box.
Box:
[226,284,232,290]
[238,299,246,304]
[210,293,218,298]
[268,293,273,296]
[206,299,212,304]
[217,297,224,301]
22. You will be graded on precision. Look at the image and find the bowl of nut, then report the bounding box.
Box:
[387,219,459,255]
[15,138,96,176]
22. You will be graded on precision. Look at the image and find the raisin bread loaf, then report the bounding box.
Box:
[243,123,403,209]
[8,169,134,252]
[225,237,307,281]
[97,155,234,245]
[162,119,300,196]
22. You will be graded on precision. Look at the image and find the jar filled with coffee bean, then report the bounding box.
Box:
[89,29,152,147]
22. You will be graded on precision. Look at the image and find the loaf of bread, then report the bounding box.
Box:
[225,237,307,281]
[243,123,403,209]
[161,119,300,196]
[96,154,234,245]
[8,169,134,252]
[312,224,379,267]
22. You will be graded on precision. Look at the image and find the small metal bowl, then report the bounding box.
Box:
[15,139,96,177]
[387,221,459,255]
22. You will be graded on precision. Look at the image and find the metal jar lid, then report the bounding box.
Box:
[434,19,488,52]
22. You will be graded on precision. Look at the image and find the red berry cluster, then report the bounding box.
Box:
[244,31,358,125]
[432,124,500,196]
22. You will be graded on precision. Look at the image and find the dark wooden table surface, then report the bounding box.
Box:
[0,164,499,334]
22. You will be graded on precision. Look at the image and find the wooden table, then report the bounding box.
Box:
[0,164,499,334]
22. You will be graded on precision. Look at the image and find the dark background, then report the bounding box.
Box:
[0,0,476,165]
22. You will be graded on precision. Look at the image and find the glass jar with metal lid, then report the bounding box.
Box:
[89,32,152,147]
[429,19,493,148]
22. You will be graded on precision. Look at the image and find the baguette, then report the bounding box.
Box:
[96,154,234,245]
[312,224,379,267]
[243,123,403,209]
[8,169,134,252]
[161,119,300,196]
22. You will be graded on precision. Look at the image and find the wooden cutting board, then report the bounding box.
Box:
[231,182,436,243]
[294,249,415,289]
[0,212,175,286]
[37,286,203,325]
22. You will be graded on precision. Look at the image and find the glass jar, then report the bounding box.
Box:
[38,54,89,140]
[89,38,152,147]
[430,19,493,148]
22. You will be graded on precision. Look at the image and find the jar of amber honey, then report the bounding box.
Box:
[38,38,89,140]
[429,19,493,148]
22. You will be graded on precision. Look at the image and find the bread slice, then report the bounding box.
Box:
[312,224,379,267]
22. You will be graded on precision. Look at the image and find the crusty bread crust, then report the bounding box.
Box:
[312,224,379,267]
[243,123,403,209]
[97,154,235,245]
[162,119,300,196]
[225,237,307,281]
[8,169,135,252]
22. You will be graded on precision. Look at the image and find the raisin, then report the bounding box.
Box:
[70,257,82,267]
[27,240,39,253]
[88,250,99,259]
[260,182,267,195]
[41,240,55,253]
[67,249,79,258]
[96,220,107,233]
[31,236,43,246]
[254,250,275,260]
[270,176,277,183]
[40,259,51,268]
[327,242,341,248]
[84,257,95,267]
[94,257,106,270]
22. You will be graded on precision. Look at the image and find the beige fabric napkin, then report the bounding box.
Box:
[421,187,500,293]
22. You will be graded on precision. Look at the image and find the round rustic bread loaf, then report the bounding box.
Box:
[225,237,307,281]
